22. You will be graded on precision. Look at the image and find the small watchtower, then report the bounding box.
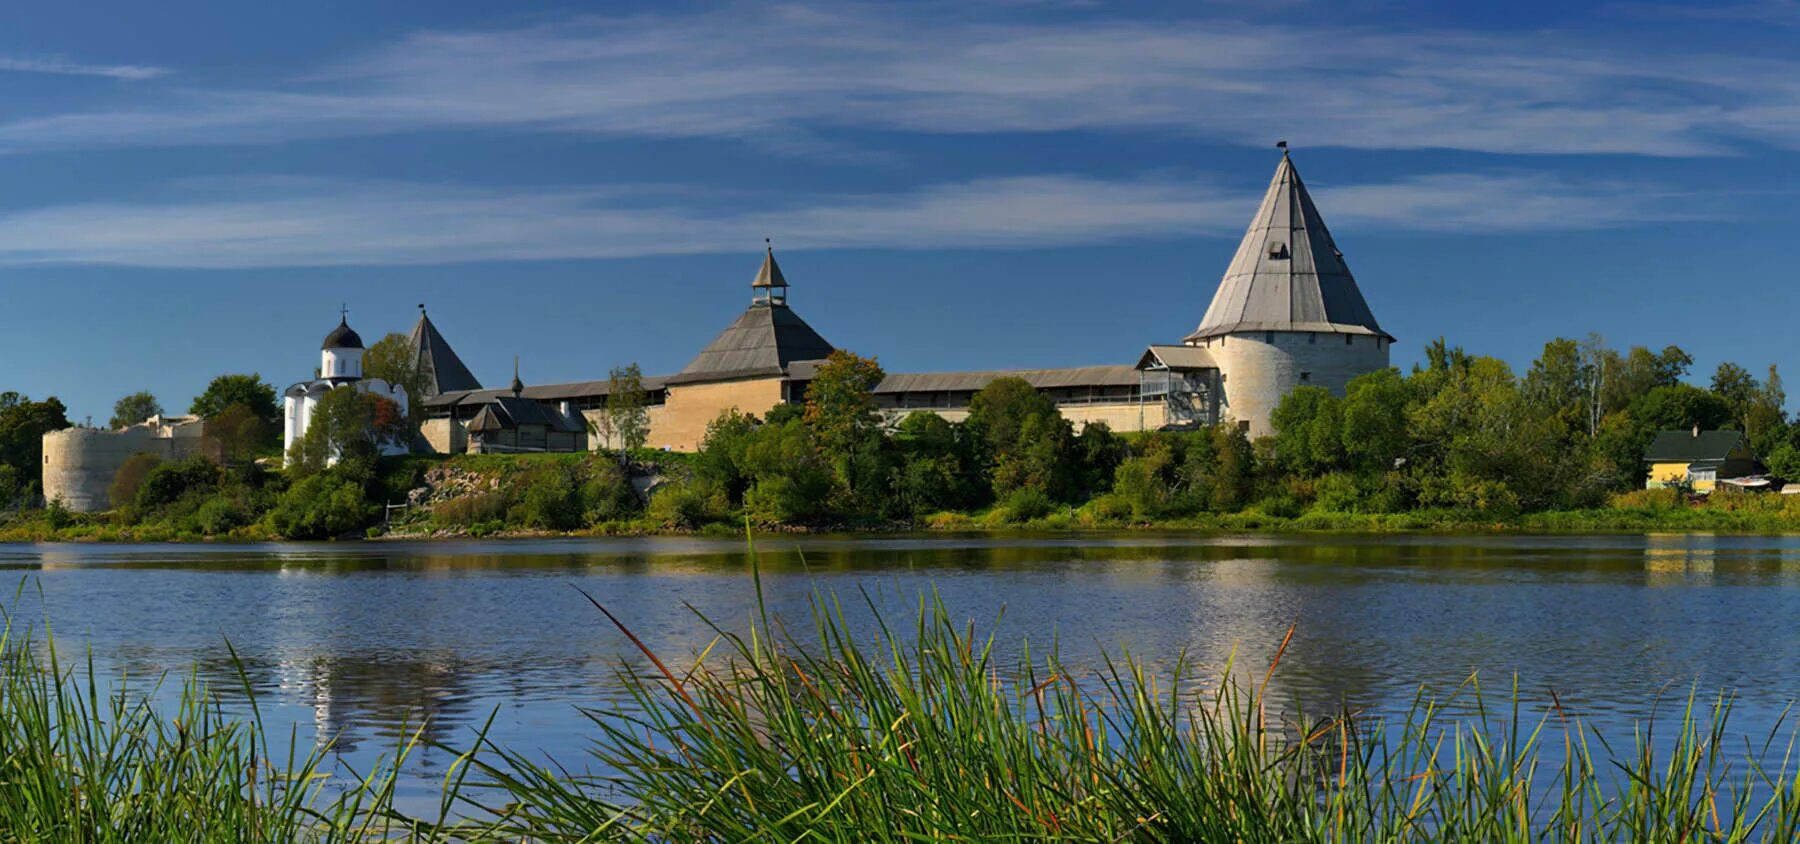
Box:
[751,239,789,306]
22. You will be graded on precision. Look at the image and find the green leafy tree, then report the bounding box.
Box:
[803,350,886,493]
[264,473,372,539]
[0,393,70,496]
[1340,368,1411,472]
[1269,386,1346,475]
[892,412,979,514]
[191,374,279,428]
[597,363,651,453]
[203,403,274,466]
[967,377,1075,500]
[287,388,405,476]
[109,392,162,429]
[363,333,428,436]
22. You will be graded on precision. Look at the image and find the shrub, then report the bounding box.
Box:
[647,480,712,529]
[511,463,582,531]
[995,486,1056,523]
[135,457,220,511]
[1608,487,1685,510]
[432,492,509,528]
[108,453,163,511]
[194,495,251,535]
[580,458,638,524]
[264,473,371,539]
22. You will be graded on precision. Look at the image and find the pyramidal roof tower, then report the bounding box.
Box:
[669,243,834,385]
[408,306,483,396]
[1187,148,1390,343]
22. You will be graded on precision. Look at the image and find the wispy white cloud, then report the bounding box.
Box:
[0,170,1711,269]
[0,54,168,80]
[0,4,1793,157]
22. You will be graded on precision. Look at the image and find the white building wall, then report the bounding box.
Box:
[320,347,362,381]
[1198,331,1389,438]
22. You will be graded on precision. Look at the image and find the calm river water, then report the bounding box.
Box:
[3,532,1798,807]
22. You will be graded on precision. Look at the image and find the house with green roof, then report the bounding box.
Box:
[1644,428,1760,493]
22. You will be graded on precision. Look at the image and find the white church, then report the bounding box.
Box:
[282,312,411,461]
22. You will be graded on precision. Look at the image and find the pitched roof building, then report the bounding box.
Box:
[667,246,834,385]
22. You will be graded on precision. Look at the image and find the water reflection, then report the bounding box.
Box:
[4,532,1800,801]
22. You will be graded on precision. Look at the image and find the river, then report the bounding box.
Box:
[3,531,1797,809]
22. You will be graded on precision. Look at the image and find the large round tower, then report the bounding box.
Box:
[1185,148,1393,437]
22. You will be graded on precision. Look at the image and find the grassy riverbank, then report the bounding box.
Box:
[7,567,1800,840]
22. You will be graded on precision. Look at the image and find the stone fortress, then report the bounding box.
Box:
[417,148,1393,453]
[44,150,1392,510]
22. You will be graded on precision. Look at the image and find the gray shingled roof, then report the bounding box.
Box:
[752,247,788,289]
[1137,345,1218,370]
[409,311,482,397]
[668,303,834,385]
[424,374,672,408]
[876,365,1140,394]
[1187,151,1391,342]
[465,395,585,434]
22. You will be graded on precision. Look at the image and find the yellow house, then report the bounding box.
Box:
[1644,428,1759,493]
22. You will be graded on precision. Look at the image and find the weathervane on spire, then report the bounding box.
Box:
[1276,140,1289,155]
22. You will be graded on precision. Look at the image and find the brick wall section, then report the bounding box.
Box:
[650,378,787,451]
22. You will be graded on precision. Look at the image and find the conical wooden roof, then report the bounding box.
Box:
[670,249,833,384]
[670,303,834,385]
[408,310,482,396]
[1187,151,1390,342]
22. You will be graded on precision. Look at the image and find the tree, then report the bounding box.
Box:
[203,403,273,466]
[0,393,70,495]
[109,391,162,429]
[1340,368,1411,472]
[597,363,651,453]
[108,453,162,510]
[1269,386,1345,475]
[363,333,428,436]
[287,388,405,476]
[966,377,1075,500]
[191,374,279,428]
[803,350,886,493]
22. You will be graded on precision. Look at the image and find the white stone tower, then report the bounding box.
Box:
[1184,147,1393,436]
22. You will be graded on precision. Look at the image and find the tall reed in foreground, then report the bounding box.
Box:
[0,617,435,843]
[457,582,1800,840]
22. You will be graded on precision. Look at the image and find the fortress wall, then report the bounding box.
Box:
[1206,332,1388,438]
[879,402,1164,433]
[420,417,466,454]
[582,405,671,452]
[42,427,204,513]
[651,378,786,452]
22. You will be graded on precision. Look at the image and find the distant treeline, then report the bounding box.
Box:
[3,333,1797,540]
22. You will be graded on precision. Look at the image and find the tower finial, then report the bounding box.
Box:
[511,356,524,397]
[340,302,349,322]
[1276,139,1288,155]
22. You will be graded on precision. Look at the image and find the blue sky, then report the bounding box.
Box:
[2,0,1798,422]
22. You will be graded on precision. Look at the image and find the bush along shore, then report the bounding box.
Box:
[11,335,1800,541]
[7,567,1800,840]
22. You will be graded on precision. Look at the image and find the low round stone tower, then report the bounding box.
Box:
[42,419,206,512]
[1184,148,1393,436]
